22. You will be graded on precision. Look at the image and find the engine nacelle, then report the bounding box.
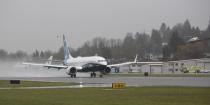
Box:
[66,66,77,75]
[103,67,111,74]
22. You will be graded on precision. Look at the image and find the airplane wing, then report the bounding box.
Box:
[108,61,163,67]
[107,54,163,67]
[43,64,68,69]
[22,62,49,66]
[22,56,68,70]
[108,55,138,67]
[107,61,163,73]
[108,62,135,67]
[22,62,68,69]
[22,56,53,65]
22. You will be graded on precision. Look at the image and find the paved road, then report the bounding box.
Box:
[1,76,210,87]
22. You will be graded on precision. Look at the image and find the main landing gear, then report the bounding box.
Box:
[90,72,96,78]
[70,74,76,78]
[90,72,103,78]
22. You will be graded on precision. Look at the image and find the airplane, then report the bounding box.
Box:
[23,35,111,78]
[23,35,163,77]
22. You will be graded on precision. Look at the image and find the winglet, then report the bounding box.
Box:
[45,56,53,64]
[134,54,138,63]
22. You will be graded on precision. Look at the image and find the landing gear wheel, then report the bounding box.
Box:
[70,74,76,78]
[73,74,76,78]
[90,73,93,78]
[90,72,96,78]
[70,74,73,78]
[99,74,103,78]
[93,72,96,78]
[115,69,120,73]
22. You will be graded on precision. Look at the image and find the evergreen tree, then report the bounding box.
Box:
[33,50,39,59]
[201,20,210,39]
[135,32,150,59]
[40,51,44,58]
[159,23,167,38]
[168,31,185,55]
[0,49,8,60]
[183,19,191,32]
[123,33,135,60]
[150,29,162,55]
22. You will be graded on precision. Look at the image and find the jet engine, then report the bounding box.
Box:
[66,66,77,75]
[103,67,111,74]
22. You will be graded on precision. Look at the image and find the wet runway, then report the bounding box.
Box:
[1,62,210,88]
[1,76,210,87]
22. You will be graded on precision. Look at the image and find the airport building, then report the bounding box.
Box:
[117,63,164,74]
[117,58,210,74]
[166,58,210,73]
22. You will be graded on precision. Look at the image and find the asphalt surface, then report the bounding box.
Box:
[1,76,210,87]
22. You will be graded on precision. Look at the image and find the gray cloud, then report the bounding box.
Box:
[0,0,210,53]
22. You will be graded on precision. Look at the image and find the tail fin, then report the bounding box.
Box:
[45,56,53,65]
[134,54,138,63]
[63,35,73,65]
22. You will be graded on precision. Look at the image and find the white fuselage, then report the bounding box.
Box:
[65,56,107,66]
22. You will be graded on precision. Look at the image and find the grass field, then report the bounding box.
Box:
[0,87,210,105]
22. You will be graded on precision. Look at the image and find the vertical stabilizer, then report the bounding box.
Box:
[63,35,73,65]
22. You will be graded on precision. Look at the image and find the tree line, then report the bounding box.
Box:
[0,19,210,62]
[71,19,210,61]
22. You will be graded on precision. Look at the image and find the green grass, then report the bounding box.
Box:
[0,80,78,88]
[106,73,210,77]
[0,87,210,105]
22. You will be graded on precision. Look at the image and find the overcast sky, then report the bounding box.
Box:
[0,0,210,53]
